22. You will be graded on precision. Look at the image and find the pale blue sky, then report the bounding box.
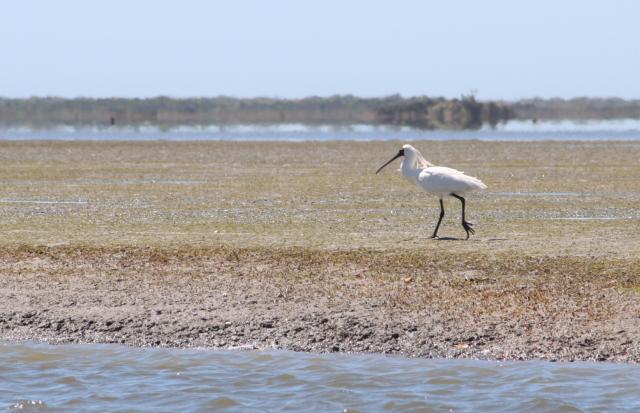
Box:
[1,0,638,99]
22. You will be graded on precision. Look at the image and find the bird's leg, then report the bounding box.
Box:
[450,193,474,239]
[431,199,445,238]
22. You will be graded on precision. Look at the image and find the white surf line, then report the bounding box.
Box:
[0,199,89,205]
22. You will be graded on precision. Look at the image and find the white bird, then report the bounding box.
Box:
[376,144,487,239]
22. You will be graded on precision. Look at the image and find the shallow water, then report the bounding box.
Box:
[3,119,640,141]
[2,342,639,412]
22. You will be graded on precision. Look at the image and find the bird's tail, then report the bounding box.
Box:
[467,176,488,190]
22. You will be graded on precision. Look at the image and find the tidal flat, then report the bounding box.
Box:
[0,140,639,361]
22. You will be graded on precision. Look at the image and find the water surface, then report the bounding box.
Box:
[2,119,640,141]
[2,342,639,412]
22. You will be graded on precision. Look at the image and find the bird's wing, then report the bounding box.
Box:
[418,166,487,193]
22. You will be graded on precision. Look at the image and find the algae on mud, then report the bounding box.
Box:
[0,140,638,256]
[0,140,639,361]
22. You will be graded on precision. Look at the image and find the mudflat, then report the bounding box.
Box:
[1,140,639,361]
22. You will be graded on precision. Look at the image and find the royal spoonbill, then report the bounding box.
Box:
[376,144,487,239]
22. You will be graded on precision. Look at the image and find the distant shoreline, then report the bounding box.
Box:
[0,95,509,130]
[2,95,638,131]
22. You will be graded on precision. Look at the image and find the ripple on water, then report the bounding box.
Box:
[54,376,80,386]
[206,396,238,408]
[1,342,640,412]
[8,400,47,411]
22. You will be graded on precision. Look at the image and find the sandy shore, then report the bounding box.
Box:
[1,140,639,361]
[1,246,639,362]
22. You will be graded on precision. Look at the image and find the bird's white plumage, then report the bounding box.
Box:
[400,144,487,199]
[376,143,486,239]
[418,166,487,197]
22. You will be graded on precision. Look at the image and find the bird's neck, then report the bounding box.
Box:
[405,150,432,170]
[401,155,420,172]
[400,157,421,183]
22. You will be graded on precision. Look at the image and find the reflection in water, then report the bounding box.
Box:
[2,342,640,412]
[2,119,640,141]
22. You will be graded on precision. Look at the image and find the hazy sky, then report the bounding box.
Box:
[1,0,638,99]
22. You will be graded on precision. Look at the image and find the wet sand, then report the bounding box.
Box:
[1,140,639,361]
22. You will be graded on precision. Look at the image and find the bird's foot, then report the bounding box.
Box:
[462,220,475,239]
[430,234,439,239]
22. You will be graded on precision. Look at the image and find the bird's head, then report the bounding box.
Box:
[375,144,415,174]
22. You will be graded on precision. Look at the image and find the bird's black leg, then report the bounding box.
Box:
[450,193,474,239]
[431,199,445,238]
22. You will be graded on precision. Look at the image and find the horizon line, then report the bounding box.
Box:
[2,94,640,102]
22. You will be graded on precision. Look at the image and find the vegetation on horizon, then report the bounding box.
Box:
[510,97,640,120]
[0,95,511,130]
[375,95,512,129]
[0,95,638,130]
